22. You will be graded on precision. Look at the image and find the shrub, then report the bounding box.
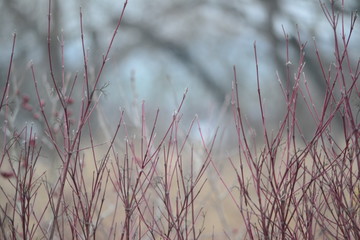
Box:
[224,1,360,239]
[0,0,359,239]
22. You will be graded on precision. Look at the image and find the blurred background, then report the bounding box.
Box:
[0,0,359,150]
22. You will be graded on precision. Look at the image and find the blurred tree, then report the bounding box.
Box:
[0,0,358,138]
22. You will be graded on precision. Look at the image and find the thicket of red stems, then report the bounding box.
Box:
[0,0,359,239]
[224,1,359,239]
[0,0,215,239]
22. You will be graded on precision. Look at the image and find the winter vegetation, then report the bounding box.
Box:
[0,0,359,239]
